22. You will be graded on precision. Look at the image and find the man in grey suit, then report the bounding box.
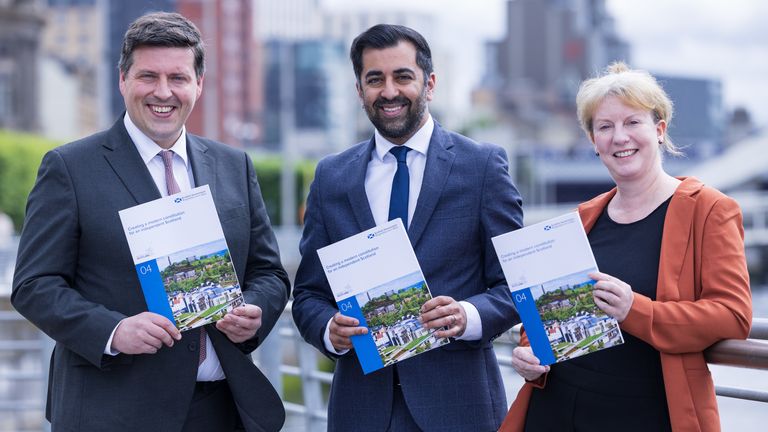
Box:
[12,12,288,432]
[292,24,524,431]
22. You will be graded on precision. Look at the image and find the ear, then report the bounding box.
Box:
[355,81,363,101]
[656,119,667,143]
[425,72,436,102]
[196,74,204,98]
[118,71,127,96]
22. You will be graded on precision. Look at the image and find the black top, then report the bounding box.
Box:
[525,198,674,431]
[567,197,670,381]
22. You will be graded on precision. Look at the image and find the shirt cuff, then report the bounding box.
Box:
[104,319,124,356]
[455,300,482,341]
[323,316,349,355]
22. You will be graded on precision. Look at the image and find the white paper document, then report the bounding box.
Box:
[492,212,623,365]
[317,219,449,374]
[119,185,243,331]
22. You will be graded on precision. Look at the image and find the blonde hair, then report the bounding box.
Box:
[576,62,681,156]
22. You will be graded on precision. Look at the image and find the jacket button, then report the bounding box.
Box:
[188,343,197,351]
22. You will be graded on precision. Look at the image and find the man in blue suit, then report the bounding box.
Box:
[12,12,287,432]
[292,24,524,431]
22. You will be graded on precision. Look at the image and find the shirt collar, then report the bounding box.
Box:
[123,113,190,166]
[373,114,434,162]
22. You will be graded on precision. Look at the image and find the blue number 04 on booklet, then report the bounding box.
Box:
[317,219,449,374]
[492,212,623,365]
[119,184,244,331]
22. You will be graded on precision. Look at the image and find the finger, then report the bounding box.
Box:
[420,304,458,325]
[135,326,166,351]
[216,319,243,335]
[146,313,182,340]
[332,324,368,338]
[144,325,176,348]
[333,313,360,327]
[593,287,620,303]
[232,305,262,319]
[513,347,540,364]
[432,318,463,338]
[221,313,259,331]
[433,327,458,339]
[140,341,159,354]
[420,296,452,313]
[588,271,608,281]
[330,336,353,350]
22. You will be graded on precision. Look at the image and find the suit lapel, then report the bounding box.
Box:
[346,138,377,232]
[102,118,161,205]
[187,135,215,197]
[409,125,455,247]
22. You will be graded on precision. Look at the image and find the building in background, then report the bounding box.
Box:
[656,73,724,158]
[261,38,353,157]
[40,0,103,140]
[178,0,263,148]
[256,0,442,155]
[477,0,630,149]
[0,0,45,132]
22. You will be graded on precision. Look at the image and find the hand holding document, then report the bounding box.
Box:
[119,185,244,331]
[318,219,449,374]
[492,212,623,365]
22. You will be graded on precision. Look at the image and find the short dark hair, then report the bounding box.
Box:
[350,24,433,84]
[118,12,205,78]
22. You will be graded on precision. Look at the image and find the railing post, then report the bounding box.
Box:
[256,321,283,397]
[297,339,325,432]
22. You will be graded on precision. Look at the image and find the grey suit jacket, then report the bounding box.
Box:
[12,118,289,432]
[292,124,524,432]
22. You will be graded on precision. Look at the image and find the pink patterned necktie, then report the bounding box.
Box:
[159,150,206,364]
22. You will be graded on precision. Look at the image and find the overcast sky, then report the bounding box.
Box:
[322,0,768,127]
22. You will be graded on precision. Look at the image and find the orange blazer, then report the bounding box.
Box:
[499,177,752,432]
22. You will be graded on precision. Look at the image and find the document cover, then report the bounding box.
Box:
[317,219,449,374]
[119,185,244,331]
[492,212,623,365]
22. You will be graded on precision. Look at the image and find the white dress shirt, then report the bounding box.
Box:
[104,113,225,382]
[323,115,482,355]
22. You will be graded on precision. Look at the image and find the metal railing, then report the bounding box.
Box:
[704,317,768,402]
[2,304,768,431]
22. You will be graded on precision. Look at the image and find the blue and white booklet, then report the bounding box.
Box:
[119,184,244,331]
[317,219,449,374]
[492,212,623,365]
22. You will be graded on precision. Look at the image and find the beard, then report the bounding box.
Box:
[364,87,428,143]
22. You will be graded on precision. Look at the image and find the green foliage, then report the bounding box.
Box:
[538,282,607,322]
[0,135,318,231]
[249,155,317,225]
[362,284,429,328]
[161,251,236,293]
[0,130,59,231]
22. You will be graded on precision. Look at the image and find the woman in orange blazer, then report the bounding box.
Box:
[499,63,752,432]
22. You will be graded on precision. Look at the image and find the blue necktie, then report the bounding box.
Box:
[388,146,411,228]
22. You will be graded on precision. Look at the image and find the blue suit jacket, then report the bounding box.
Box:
[12,118,289,432]
[292,124,524,432]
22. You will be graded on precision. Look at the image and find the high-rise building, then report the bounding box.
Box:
[178,0,263,147]
[0,0,45,132]
[262,38,352,156]
[256,2,442,154]
[40,0,104,139]
[479,0,629,146]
